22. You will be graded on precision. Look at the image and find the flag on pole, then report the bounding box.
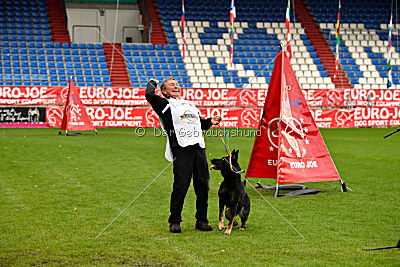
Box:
[60,78,96,134]
[246,52,342,185]
[333,0,341,81]
[181,0,186,58]
[229,0,236,67]
[387,13,393,88]
[285,0,292,61]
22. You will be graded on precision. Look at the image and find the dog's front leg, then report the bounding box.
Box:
[218,200,225,231]
[224,204,238,235]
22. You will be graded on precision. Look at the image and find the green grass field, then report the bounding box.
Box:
[0,127,399,265]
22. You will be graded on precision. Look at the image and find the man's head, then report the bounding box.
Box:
[160,78,181,99]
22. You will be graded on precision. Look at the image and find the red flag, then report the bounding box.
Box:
[245,51,283,179]
[246,52,341,184]
[60,78,96,132]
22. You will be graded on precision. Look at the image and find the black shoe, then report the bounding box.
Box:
[170,223,181,233]
[195,221,213,231]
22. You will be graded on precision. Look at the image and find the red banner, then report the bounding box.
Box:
[60,79,96,132]
[2,86,400,108]
[0,86,59,105]
[246,51,341,183]
[46,106,400,129]
[46,106,262,128]
[304,89,400,107]
[58,86,149,106]
[310,107,400,128]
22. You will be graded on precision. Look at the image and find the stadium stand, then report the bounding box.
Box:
[0,0,398,90]
[122,43,190,87]
[0,0,111,86]
[306,0,398,89]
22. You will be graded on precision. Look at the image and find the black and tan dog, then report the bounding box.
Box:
[210,150,250,234]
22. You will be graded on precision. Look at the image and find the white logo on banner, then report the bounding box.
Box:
[46,107,63,126]
[327,89,341,105]
[239,90,257,106]
[267,117,280,149]
[60,87,69,102]
[283,117,306,158]
[145,109,157,125]
[69,104,81,121]
[240,109,258,126]
[335,110,353,126]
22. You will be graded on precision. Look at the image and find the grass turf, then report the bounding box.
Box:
[0,127,399,265]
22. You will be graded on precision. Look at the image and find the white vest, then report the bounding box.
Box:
[162,98,205,161]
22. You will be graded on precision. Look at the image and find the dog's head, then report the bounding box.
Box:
[210,149,241,175]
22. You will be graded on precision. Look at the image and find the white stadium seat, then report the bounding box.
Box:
[323,77,332,84]
[238,70,246,77]
[207,77,215,83]
[216,77,224,83]
[200,83,209,88]
[201,63,210,70]
[218,83,227,88]
[204,70,212,76]
[246,70,255,77]
[196,70,205,77]
[299,77,307,84]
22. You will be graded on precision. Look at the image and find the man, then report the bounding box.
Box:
[146,78,221,233]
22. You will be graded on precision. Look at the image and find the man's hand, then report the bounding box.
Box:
[148,78,159,87]
[211,116,222,125]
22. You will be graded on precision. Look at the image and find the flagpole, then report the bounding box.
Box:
[274,45,284,198]
[285,0,292,62]
[181,0,186,59]
[333,0,341,82]
[229,0,236,68]
[387,5,393,88]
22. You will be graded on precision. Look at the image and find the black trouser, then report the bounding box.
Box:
[169,144,210,224]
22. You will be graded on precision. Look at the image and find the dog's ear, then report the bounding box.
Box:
[231,149,239,161]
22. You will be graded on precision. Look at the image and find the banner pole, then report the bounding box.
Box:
[274,43,284,199]
[274,182,279,198]
[340,179,347,192]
